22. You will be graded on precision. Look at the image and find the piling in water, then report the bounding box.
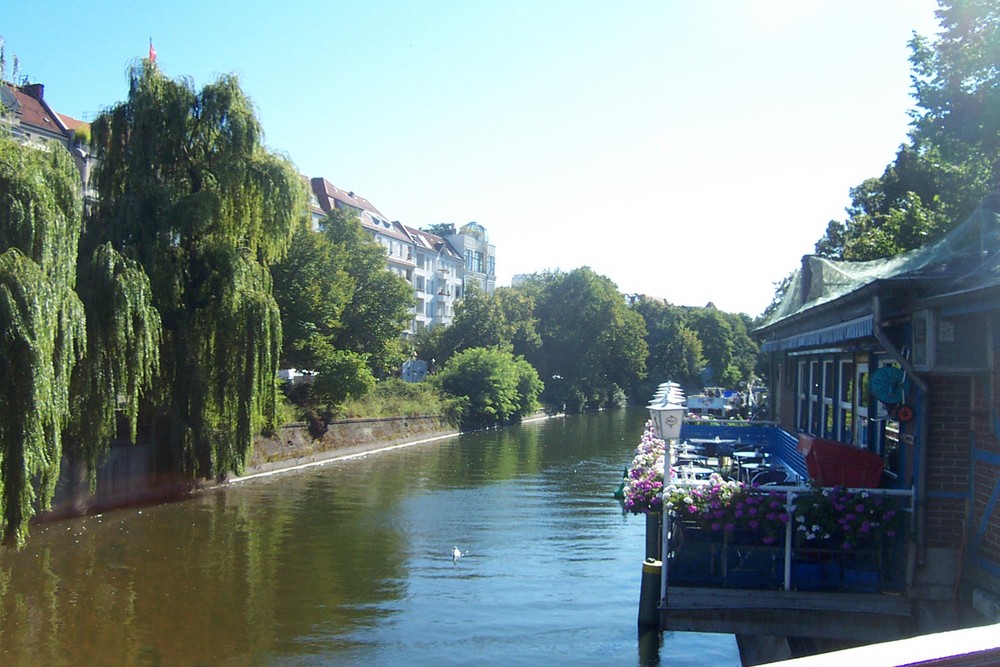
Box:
[638,558,662,629]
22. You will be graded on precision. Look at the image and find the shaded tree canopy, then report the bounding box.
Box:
[435,347,542,428]
[428,284,540,366]
[631,299,705,394]
[421,223,456,238]
[272,207,414,410]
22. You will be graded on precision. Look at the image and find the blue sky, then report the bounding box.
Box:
[3,1,940,316]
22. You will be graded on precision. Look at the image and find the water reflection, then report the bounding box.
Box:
[0,409,739,666]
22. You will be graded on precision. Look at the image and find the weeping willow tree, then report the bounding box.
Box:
[88,62,304,478]
[0,123,162,548]
[0,133,86,547]
[67,242,161,475]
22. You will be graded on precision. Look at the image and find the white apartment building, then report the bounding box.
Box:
[310,178,496,336]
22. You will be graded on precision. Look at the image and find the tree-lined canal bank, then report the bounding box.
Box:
[0,409,740,666]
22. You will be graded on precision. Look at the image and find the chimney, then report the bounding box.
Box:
[22,83,44,100]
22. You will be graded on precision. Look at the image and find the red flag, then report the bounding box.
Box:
[149,39,157,63]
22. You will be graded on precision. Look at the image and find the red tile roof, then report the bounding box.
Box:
[2,81,70,140]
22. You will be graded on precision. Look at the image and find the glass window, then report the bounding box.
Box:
[822,360,835,437]
[809,361,821,435]
[855,363,870,448]
[838,360,854,443]
[796,361,807,431]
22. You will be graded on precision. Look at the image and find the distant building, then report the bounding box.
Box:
[1,79,93,194]
[448,222,496,295]
[309,178,496,335]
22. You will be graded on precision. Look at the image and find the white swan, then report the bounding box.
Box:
[452,546,463,562]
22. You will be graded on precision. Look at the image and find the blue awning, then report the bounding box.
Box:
[760,315,873,353]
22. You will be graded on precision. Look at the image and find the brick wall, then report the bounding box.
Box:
[925,375,972,549]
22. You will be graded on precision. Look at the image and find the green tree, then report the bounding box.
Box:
[686,307,741,387]
[526,268,647,412]
[438,283,510,358]
[435,347,542,428]
[89,63,304,478]
[0,134,86,546]
[421,223,456,238]
[632,298,704,394]
[319,208,413,378]
[271,220,352,372]
[434,284,540,365]
[0,129,161,547]
[813,0,1000,261]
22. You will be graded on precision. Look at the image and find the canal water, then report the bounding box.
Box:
[0,409,740,666]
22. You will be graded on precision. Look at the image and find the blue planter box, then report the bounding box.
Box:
[792,561,841,590]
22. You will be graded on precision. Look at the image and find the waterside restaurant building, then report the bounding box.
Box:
[653,194,1000,660]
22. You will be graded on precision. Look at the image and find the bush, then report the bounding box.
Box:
[435,347,542,428]
[335,377,458,420]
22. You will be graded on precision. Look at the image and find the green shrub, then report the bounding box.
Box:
[335,377,455,420]
[435,347,542,428]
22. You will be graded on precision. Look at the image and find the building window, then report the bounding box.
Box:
[838,360,854,443]
[488,255,495,276]
[822,360,835,437]
[808,361,821,435]
[855,363,870,448]
[796,361,807,431]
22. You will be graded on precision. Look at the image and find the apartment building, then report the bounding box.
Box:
[309,178,496,335]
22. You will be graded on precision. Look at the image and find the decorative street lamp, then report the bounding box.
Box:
[648,382,685,441]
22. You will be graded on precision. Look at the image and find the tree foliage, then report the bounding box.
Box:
[0,133,87,546]
[68,242,161,470]
[318,208,413,378]
[88,63,304,478]
[435,347,542,428]
[631,299,705,393]
[428,284,540,366]
[271,219,352,372]
[421,223,456,238]
[813,0,1000,261]
[522,268,647,412]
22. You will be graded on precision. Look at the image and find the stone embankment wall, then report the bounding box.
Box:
[40,415,457,522]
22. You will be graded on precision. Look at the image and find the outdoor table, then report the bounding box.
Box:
[732,450,768,460]
[678,464,715,480]
[739,461,778,482]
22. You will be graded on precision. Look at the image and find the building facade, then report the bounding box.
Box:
[755,193,1000,630]
[310,178,496,336]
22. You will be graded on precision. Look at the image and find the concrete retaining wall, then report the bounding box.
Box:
[39,415,457,522]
